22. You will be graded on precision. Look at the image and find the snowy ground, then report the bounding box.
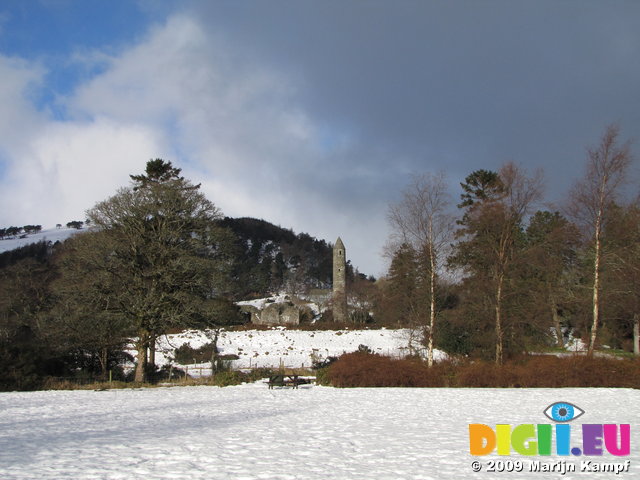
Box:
[0,385,637,479]
[0,227,80,252]
[153,328,445,374]
[237,295,322,317]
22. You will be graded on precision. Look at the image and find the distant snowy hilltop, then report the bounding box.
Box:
[0,225,83,253]
[0,217,364,299]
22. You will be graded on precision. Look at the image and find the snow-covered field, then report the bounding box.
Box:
[0,227,80,252]
[0,385,637,479]
[154,328,446,373]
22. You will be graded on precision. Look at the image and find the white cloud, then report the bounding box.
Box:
[20,119,165,223]
[0,55,168,227]
[0,13,387,274]
[0,55,46,152]
[1,116,166,225]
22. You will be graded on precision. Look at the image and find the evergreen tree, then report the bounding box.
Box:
[450,163,543,364]
[64,159,232,382]
[377,243,420,326]
[458,169,504,209]
[51,231,134,380]
[0,242,60,390]
[521,211,581,348]
[601,202,640,353]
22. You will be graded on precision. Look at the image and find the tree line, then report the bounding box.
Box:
[1,125,637,389]
[0,225,42,239]
[0,159,356,389]
[0,160,240,388]
[378,124,638,364]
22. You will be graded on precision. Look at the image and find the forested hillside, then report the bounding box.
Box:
[220,217,353,298]
[0,160,360,389]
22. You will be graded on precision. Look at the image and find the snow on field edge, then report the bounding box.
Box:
[150,328,446,373]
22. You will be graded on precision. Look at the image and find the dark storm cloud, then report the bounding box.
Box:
[191,0,640,203]
[7,1,633,275]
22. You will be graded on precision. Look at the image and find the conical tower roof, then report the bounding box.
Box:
[335,237,345,249]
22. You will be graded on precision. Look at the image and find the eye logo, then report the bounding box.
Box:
[543,402,584,422]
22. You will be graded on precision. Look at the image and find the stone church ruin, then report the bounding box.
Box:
[239,237,349,326]
[240,301,301,326]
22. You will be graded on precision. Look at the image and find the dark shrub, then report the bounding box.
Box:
[174,343,215,364]
[327,352,447,387]
[325,352,640,388]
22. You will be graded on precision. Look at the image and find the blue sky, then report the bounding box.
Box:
[0,1,171,113]
[1,1,148,56]
[0,0,639,275]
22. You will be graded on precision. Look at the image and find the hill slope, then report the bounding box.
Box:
[0,226,80,253]
[219,217,355,298]
[0,217,360,299]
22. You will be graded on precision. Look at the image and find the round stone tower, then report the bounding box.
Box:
[332,237,348,322]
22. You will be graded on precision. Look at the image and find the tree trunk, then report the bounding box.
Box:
[495,273,504,365]
[210,329,220,373]
[634,314,639,356]
[134,331,149,383]
[427,243,436,367]
[588,217,602,356]
[550,292,564,348]
[148,332,156,379]
[99,347,108,381]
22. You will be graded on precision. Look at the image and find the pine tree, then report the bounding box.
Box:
[66,159,232,382]
[450,164,543,364]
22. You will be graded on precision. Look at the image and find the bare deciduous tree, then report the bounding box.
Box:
[388,172,454,366]
[567,124,633,355]
[494,164,544,362]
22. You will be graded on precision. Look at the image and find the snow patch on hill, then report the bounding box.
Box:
[0,227,81,252]
[236,295,291,310]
